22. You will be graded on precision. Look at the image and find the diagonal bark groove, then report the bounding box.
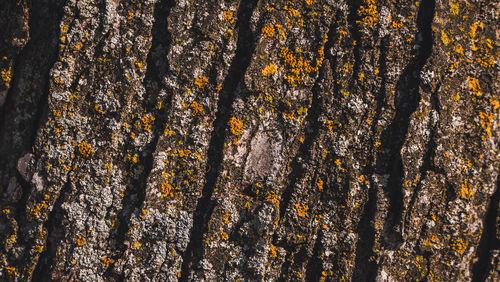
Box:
[472,175,500,281]
[379,0,435,249]
[110,0,175,270]
[179,0,259,279]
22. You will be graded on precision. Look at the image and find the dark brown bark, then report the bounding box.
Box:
[0,0,498,281]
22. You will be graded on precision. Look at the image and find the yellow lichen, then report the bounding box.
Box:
[316,180,324,190]
[357,0,379,26]
[1,66,12,83]
[101,257,114,267]
[222,210,231,224]
[5,266,16,277]
[78,141,94,157]
[229,117,244,135]
[262,24,275,38]
[441,31,451,46]
[190,101,203,115]
[76,235,86,246]
[459,182,474,199]
[359,175,368,184]
[141,115,155,132]
[295,203,308,218]
[468,76,482,97]
[161,182,176,198]
[469,21,483,38]
[262,63,277,76]
[220,231,229,240]
[224,10,234,23]
[194,76,208,89]
[451,238,467,255]
[269,244,277,258]
[279,47,323,87]
[478,112,493,138]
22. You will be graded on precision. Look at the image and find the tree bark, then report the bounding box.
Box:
[0,0,498,281]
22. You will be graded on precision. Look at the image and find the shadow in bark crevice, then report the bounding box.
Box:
[352,35,388,281]
[179,0,259,279]
[472,176,500,281]
[32,180,71,282]
[109,0,175,277]
[377,0,435,250]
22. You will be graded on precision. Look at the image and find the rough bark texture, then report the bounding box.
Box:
[0,0,498,281]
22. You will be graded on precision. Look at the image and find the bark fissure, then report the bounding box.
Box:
[179,0,259,278]
[472,176,499,281]
[380,0,435,249]
[112,0,175,267]
[31,180,71,281]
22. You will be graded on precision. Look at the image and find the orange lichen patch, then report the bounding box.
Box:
[269,244,277,258]
[135,62,143,69]
[30,202,48,216]
[2,208,10,214]
[478,112,493,138]
[357,0,378,26]
[229,117,244,135]
[262,63,277,76]
[101,257,114,268]
[5,266,16,277]
[60,25,69,34]
[130,132,136,139]
[194,76,208,89]
[164,126,175,136]
[1,66,12,83]
[161,182,177,198]
[94,104,105,114]
[490,98,500,111]
[190,101,203,115]
[265,191,280,209]
[222,210,231,224]
[78,141,94,157]
[76,235,86,246]
[453,44,464,55]
[392,21,403,29]
[460,182,474,199]
[451,238,467,255]
[359,175,369,184]
[279,47,323,87]
[284,5,301,18]
[334,159,341,166]
[449,0,459,15]
[316,180,324,190]
[469,21,483,38]
[262,24,275,38]
[177,149,191,157]
[305,0,314,4]
[224,10,234,23]
[220,231,228,240]
[441,31,451,46]
[468,76,482,97]
[295,203,308,218]
[141,115,155,131]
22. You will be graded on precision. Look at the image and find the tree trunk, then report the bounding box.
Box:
[0,0,498,281]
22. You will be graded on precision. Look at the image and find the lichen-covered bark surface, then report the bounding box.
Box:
[0,0,498,281]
